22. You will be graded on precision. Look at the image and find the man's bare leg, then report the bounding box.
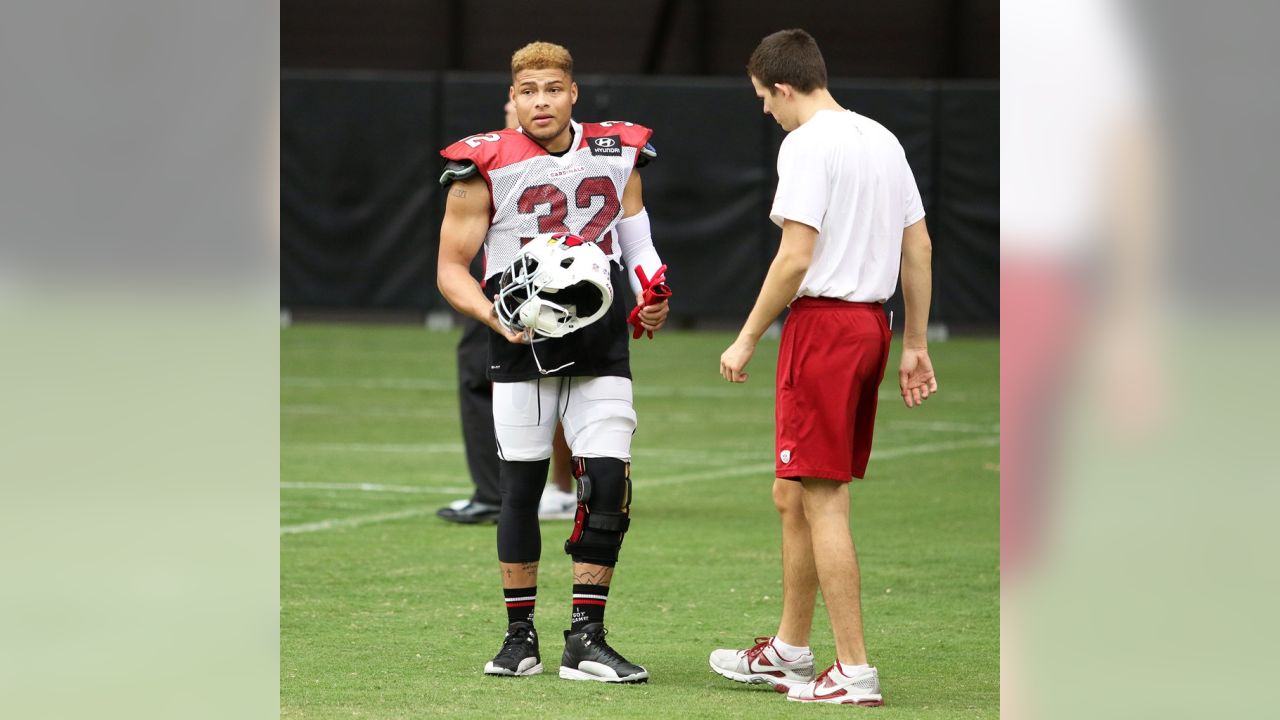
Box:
[773,478,818,646]
[800,477,869,666]
[573,563,613,587]
[500,561,539,590]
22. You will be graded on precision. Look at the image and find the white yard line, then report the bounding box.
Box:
[283,375,971,402]
[284,442,464,454]
[884,420,1000,434]
[281,482,471,495]
[636,463,776,487]
[871,436,999,458]
[652,416,998,430]
[280,436,997,535]
[281,507,437,535]
[638,436,1000,488]
[284,406,994,428]
[284,436,995,462]
[633,447,772,464]
[283,404,455,419]
[284,375,776,398]
[283,377,454,391]
[633,385,776,399]
[286,443,747,462]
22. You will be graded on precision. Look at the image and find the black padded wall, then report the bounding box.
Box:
[598,77,772,322]
[934,84,1000,326]
[282,75,441,309]
[282,0,999,79]
[281,72,998,328]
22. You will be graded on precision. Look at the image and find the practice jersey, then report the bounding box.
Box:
[442,120,653,284]
[440,119,654,382]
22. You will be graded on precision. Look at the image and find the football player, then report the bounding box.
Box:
[437,100,577,526]
[436,41,669,683]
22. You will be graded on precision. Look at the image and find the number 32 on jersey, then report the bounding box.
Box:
[517,178,618,255]
[457,130,625,254]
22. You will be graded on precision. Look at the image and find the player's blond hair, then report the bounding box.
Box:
[511,41,574,81]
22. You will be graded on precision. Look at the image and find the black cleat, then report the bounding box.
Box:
[437,499,500,525]
[483,622,542,676]
[559,623,649,683]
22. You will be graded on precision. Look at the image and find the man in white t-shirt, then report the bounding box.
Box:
[710,29,938,707]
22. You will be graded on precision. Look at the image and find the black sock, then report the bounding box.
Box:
[571,584,609,630]
[505,586,536,626]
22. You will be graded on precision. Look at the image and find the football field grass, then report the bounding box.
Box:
[282,324,999,718]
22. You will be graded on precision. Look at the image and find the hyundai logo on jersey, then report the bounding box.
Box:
[588,136,622,156]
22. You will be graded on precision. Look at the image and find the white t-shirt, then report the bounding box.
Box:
[770,109,925,303]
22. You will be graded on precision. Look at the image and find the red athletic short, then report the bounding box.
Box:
[776,297,891,482]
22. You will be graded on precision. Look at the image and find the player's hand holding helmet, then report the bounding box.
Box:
[494,233,613,338]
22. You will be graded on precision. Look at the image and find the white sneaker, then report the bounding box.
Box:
[786,662,883,706]
[538,486,577,520]
[709,636,815,692]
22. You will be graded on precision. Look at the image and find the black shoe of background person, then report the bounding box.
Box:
[436,499,500,524]
[559,623,650,683]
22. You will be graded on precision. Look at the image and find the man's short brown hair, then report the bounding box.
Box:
[511,41,574,81]
[747,29,828,94]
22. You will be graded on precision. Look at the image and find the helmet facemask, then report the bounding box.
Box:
[495,234,613,340]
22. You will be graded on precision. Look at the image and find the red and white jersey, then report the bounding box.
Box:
[441,120,653,282]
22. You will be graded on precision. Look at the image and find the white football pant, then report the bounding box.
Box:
[492,375,635,461]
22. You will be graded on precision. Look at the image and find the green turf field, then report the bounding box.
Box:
[282,325,999,718]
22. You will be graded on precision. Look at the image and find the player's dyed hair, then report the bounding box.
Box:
[747,29,828,94]
[511,41,574,81]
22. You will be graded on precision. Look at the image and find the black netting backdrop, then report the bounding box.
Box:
[282,72,998,328]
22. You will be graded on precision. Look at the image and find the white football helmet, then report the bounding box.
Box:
[494,233,613,338]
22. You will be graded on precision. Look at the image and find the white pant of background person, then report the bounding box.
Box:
[493,376,635,461]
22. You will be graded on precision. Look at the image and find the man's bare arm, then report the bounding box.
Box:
[898,218,938,407]
[437,176,524,342]
[621,167,644,218]
[900,219,932,349]
[719,220,817,383]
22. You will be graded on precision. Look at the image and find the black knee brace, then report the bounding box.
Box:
[564,457,631,567]
[497,458,549,564]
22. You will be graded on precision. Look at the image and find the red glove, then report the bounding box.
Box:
[627,264,672,339]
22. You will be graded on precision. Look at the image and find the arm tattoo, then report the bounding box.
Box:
[450,187,468,199]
